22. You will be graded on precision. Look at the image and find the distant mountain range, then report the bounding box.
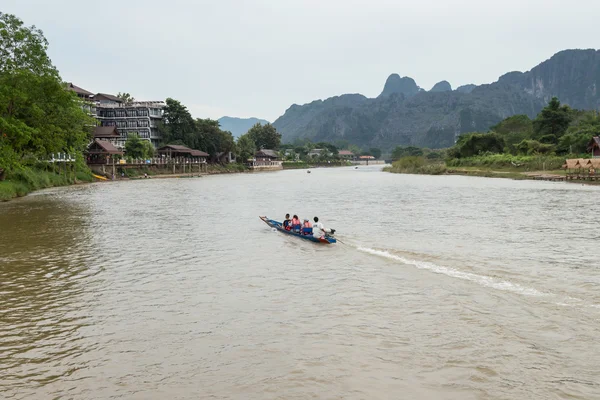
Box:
[272,49,600,149]
[218,116,270,138]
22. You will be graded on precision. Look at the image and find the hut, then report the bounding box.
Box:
[250,149,282,170]
[157,145,209,163]
[588,137,600,158]
[86,139,123,165]
[93,126,121,146]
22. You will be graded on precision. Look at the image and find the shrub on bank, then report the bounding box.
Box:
[446,154,565,170]
[0,165,93,201]
[385,156,447,175]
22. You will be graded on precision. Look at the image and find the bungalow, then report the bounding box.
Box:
[255,149,280,161]
[588,137,600,158]
[86,139,123,165]
[251,149,283,170]
[157,145,209,163]
[93,126,121,147]
[338,150,355,160]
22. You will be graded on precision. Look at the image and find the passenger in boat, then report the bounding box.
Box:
[302,218,313,235]
[291,215,302,232]
[313,216,335,239]
[283,214,292,231]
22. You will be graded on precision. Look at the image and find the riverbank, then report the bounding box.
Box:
[0,167,93,201]
[283,161,354,169]
[384,155,576,183]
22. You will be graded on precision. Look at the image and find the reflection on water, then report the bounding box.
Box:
[1,170,600,399]
[0,196,95,395]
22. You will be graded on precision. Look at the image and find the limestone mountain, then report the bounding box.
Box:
[456,84,476,94]
[379,74,421,98]
[273,49,600,149]
[430,81,452,92]
[218,116,270,138]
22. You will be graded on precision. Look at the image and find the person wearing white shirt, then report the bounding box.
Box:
[312,216,335,239]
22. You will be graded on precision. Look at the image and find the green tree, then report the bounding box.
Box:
[237,133,256,162]
[515,140,555,155]
[0,12,57,76]
[142,140,155,158]
[125,134,147,159]
[532,97,573,142]
[490,114,533,153]
[247,123,281,150]
[159,98,196,147]
[348,144,361,155]
[117,92,135,104]
[448,132,505,158]
[392,146,423,159]
[0,13,93,171]
[369,148,382,159]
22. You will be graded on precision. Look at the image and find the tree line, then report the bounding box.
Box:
[447,97,600,159]
[0,13,94,175]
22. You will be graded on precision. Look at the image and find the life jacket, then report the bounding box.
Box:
[302,221,313,235]
[292,218,301,231]
[283,219,291,230]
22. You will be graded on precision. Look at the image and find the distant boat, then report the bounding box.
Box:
[307,170,311,173]
[260,216,336,244]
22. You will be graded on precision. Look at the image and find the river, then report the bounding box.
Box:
[1,166,600,399]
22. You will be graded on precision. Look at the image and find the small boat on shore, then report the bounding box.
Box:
[259,216,337,244]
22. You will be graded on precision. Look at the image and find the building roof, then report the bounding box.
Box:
[157,145,209,157]
[564,158,599,169]
[338,150,354,155]
[88,139,123,155]
[93,126,120,138]
[588,136,600,150]
[67,83,94,97]
[256,149,279,158]
[94,93,123,103]
[190,150,210,157]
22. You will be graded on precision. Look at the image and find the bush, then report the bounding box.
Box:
[446,154,565,170]
[385,156,446,175]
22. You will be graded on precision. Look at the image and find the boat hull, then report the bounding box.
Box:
[260,216,336,244]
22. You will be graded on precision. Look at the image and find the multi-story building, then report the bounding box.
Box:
[67,83,97,118]
[68,84,164,149]
[95,94,165,148]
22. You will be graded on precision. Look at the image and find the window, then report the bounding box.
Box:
[128,110,137,117]
[138,120,149,127]
[116,110,126,118]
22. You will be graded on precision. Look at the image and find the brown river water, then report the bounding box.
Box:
[1,166,600,399]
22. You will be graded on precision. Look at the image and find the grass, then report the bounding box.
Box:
[446,154,565,171]
[385,154,571,181]
[384,156,447,175]
[0,166,93,201]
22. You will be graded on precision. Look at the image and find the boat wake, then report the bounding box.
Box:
[351,245,600,311]
[356,246,548,297]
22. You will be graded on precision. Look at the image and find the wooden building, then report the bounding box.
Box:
[588,137,600,158]
[157,145,209,163]
[250,149,282,170]
[86,139,123,165]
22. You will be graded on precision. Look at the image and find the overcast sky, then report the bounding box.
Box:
[3,0,599,121]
